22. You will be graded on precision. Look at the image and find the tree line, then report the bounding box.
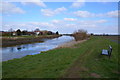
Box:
[1,28,59,36]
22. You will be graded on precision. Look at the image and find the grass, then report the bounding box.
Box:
[2,36,119,78]
[63,36,119,78]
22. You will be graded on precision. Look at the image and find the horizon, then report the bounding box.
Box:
[1,2,119,34]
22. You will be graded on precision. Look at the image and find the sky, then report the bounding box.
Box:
[1,1,119,34]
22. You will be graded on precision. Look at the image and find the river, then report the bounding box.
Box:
[1,36,74,61]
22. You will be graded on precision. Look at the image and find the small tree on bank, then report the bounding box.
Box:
[56,31,59,35]
[73,29,88,41]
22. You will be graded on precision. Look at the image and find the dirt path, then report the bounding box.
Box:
[56,38,94,78]
[60,38,101,78]
[57,39,88,48]
[62,48,94,78]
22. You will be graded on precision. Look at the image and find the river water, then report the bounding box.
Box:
[1,36,74,61]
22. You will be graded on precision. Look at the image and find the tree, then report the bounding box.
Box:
[34,28,40,32]
[56,31,59,35]
[90,33,94,36]
[8,28,14,36]
[22,30,28,35]
[8,28,14,32]
[73,29,88,41]
[16,29,21,36]
[47,31,53,35]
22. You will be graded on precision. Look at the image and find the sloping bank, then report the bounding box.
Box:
[2,36,119,78]
[2,35,61,47]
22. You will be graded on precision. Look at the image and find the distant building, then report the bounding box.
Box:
[1,29,57,36]
[27,32,35,35]
[12,31,16,36]
[34,31,43,35]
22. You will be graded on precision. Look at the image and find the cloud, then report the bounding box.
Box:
[5,0,46,7]
[41,9,55,17]
[106,10,119,18]
[74,10,119,18]
[71,0,85,8]
[2,22,57,31]
[74,11,95,18]
[77,19,107,24]
[41,7,67,16]
[90,25,118,34]
[2,19,117,34]
[1,2,25,14]
[71,2,84,8]
[3,0,119,2]
[64,18,77,21]
[51,20,62,24]
[55,7,67,12]
[95,19,107,23]
[2,19,107,30]
[21,2,46,7]
[29,22,55,28]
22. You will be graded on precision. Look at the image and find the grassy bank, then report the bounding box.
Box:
[2,35,61,47]
[2,36,119,78]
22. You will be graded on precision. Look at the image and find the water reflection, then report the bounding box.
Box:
[10,47,14,52]
[2,36,74,61]
[17,47,21,51]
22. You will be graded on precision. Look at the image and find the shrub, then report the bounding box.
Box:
[73,29,88,41]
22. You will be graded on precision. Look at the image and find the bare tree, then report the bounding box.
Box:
[8,28,14,32]
[34,28,40,32]
[73,29,88,41]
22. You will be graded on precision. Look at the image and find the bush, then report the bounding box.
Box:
[73,29,88,41]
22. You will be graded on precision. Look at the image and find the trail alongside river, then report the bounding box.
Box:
[57,39,87,48]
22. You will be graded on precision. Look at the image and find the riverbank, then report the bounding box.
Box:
[1,35,61,47]
[57,39,88,48]
[2,36,119,78]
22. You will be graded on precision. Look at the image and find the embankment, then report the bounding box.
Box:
[57,39,87,48]
[2,36,119,78]
[1,35,61,47]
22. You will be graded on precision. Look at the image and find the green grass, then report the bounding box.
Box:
[68,36,119,78]
[2,36,119,78]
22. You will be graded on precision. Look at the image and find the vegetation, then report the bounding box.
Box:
[2,35,61,47]
[1,28,61,47]
[56,31,59,35]
[1,28,59,37]
[22,30,28,35]
[73,29,89,41]
[2,36,119,78]
[16,29,22,36]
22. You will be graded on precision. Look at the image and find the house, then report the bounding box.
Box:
[12,31,16,36]
[41,30,49,35]
[27,32,35,35]
[34,31,43,35]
